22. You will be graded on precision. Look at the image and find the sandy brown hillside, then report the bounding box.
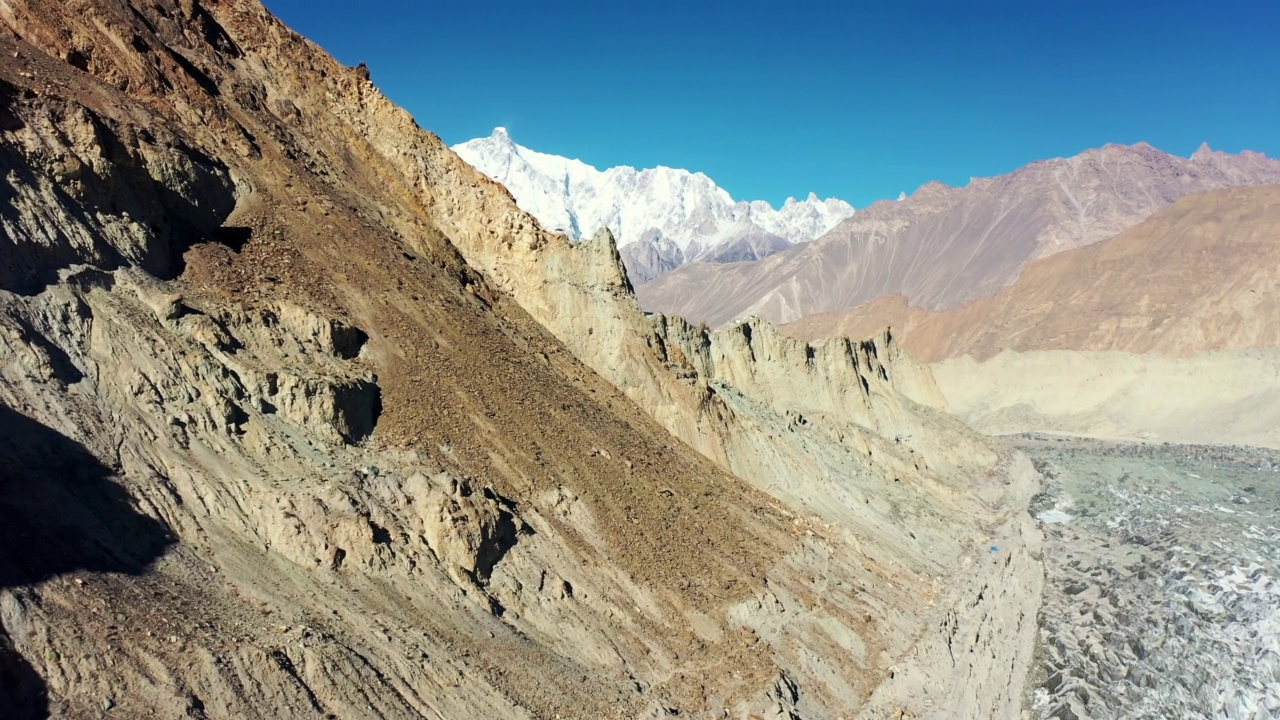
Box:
[0,1,1044,718]
[0,1,802,716]
[638,144,1280,328]
[787,185,1280,362]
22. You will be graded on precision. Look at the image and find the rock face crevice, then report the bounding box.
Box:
[0,77,239,293]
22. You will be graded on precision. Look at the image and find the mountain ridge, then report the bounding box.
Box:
[785,184,1280,360]
[452,127,854,282]
[637,141,1280,327]
[785,184,1280,449]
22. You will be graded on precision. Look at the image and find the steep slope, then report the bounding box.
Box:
[788,186,1280,448]
[443,218,1041,719]
[639,143,1280,327]
[0,1,1042,719]
[0,3,801,716]
[452,128,854,282]
[787,186,1280,361]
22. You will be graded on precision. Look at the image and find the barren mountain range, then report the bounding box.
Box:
[637,142,1280,328]
[787,185,1280,361]
[785,185,1280,450]
[3,0,1275,717]
[0,1,1040,718]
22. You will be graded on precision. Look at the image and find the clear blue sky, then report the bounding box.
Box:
[261,0,1279,208]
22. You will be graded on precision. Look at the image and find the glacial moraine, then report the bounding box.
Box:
[1012,435,1280,720]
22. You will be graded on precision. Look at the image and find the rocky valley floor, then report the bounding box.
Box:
[1015,435,1280,720]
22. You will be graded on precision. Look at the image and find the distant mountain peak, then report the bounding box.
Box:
[916,180,950,195]
[452,130,855,282]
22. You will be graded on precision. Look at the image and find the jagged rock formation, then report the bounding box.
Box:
[0,1,1043,718]
[432,208,1037,717]
[452,127,854,283]
[637,143,1280,327]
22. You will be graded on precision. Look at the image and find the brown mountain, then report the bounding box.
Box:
[786,185,1280,448]
[0,1,1041,718]
[638,144,1280,328]
[786,185,1280,361]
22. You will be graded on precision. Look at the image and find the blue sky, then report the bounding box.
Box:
[262,0,1279,208]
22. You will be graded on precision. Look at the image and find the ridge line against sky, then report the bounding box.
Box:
[262,0,1280,209]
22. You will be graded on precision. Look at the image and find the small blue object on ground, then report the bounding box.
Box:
[990,546,999,553]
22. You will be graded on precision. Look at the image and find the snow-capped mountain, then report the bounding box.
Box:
[452,127,854,282]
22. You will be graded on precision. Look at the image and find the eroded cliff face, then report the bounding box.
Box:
[0,1,1040,718]
[431,181,1034,715]
[0,3,798,716]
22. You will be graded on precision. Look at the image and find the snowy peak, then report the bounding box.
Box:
[452,128,854,282]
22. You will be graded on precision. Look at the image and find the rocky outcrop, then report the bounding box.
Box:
[415,473,519,586]
[0,3,795,715]
[619,228,685,283]
[0,73,239,293]
[427,170,1036,715]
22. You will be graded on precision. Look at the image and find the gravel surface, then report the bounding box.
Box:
[1011,434,1280,720]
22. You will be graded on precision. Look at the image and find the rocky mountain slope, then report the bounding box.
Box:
[638,143,1280,327]
[788,185,1280,361]
[788,186,1280,448]
[452,128,854,282]
[0,1,1041,718]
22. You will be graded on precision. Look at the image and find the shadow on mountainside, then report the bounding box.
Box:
[0,403,176,718]
[0,404,175,587]
[0,623,45,720]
